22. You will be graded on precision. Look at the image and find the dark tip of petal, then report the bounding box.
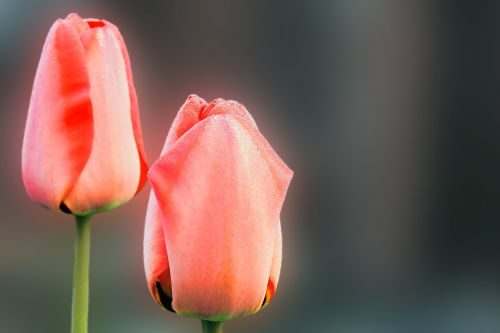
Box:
[155,281,175,313]
[261,280,275,309]
[261,294,267,308]
[59,202,72,214]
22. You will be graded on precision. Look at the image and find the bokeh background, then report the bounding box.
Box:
[1,0,500,332]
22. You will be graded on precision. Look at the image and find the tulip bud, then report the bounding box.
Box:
[22,13,148,216]
[144,95,293,321]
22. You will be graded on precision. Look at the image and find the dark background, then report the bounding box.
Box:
[1,0,500,332]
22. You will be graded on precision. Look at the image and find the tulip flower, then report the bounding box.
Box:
[144,95,293,332]
[22,13,147,216]
[21,13,147,333]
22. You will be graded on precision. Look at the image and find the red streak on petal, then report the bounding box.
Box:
[87,20,105,28]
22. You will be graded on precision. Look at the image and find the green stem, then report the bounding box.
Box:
[71,215,92,333]
[202,320,224,333]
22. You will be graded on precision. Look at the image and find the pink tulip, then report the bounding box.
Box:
[144,95,293,321]
[22,13,148,216]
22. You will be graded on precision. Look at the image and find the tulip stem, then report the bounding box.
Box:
[71,215,92,333]
[201,320,223,333]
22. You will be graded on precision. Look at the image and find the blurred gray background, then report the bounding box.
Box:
[1,0,500,332]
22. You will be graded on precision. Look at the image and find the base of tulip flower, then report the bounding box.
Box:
[71,215,92,333]
[202,320,224,333]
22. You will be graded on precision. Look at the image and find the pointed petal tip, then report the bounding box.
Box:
[182,94,207,116]
[64,12,81,20]
[187,93,205,102]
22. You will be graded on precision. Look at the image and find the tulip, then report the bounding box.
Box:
[144,95,293,331]
[21,13,147,333]
[22,13,148,217]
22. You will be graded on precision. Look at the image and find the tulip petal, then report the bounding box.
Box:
[262,223,282,308]
[162,95,258,154]
[104,21,148,193]
[162,96,291,195]
[162,94,207,153]
[202,100,293,214]
[63,27,140,214]
[65,13,91,35]
[200,98,257,128]
[144,190,173,311]
[149,114,291,319]
[22,18,93,210]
